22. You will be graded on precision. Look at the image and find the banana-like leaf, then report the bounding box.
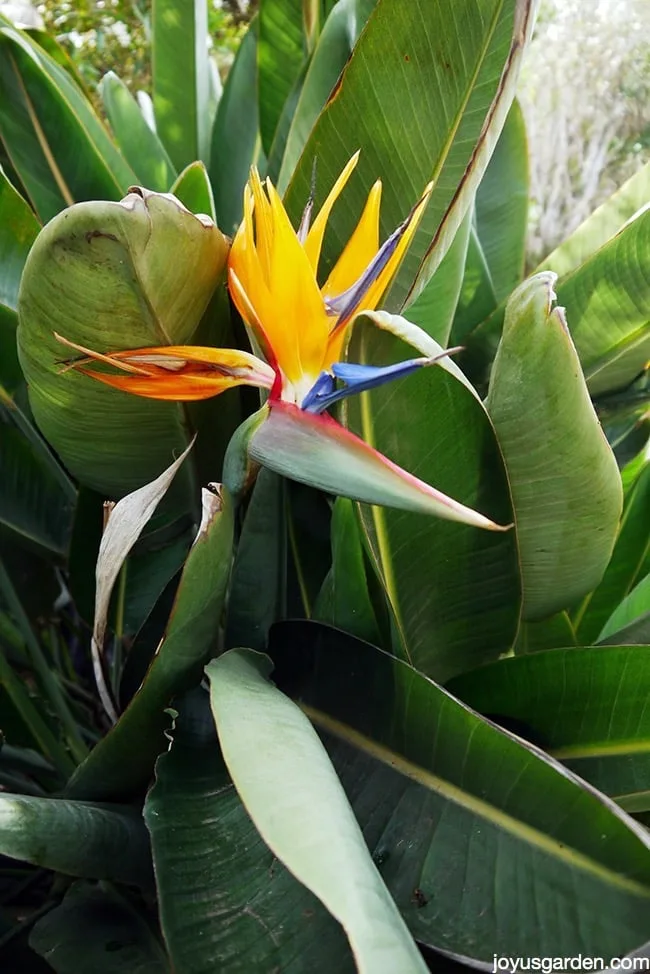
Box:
[278,0,377,192]
[225,469,286,652]
[399,210,472,347]
[0,792,151,886]
[152,0,210,169]
[258,0,306,157]
[598,573,650,645]
[170,161,216,220]
[144,690,354,973]
[0,384,75,555]
[447,645,650,813]
[65,487,233,802]
[451,99,529,342]
[554,208,650,397]
[17,189,229,504]
[0,163,39,314]
[486,273,623,619]
[574,460,650,644]
[207,649,428,974]
[100,71,177,193]
[268,620,650,963]
[345,314,520,681]
[284,0,537,310]
[210,19,262,235]
[0,25,136,221]
[30,882,170,974]
[313,497,381,645]
[538,159,650,279]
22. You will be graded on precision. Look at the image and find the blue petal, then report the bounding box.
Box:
[301,357,431,414]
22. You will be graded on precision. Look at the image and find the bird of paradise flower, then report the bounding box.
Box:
[57,153,508,532]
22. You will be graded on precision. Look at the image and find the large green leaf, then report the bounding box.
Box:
[574,459,650,644]
[225,469,286,652]
[486,273,623,619]
[0,25,136,222]
[284,0,536,310]
[144,690,354,973]
[598,573,650,645]
[0,792,151,886]
[169,161,215,220]
[313,497,381,645]
[30,882,169,974]
[0,163,39,314]
[0,385,76,555]
[268,620,650,963]
[451,99,529,342]
[65,488,233,802]
[100,71,177,193]
[399,210,472,346]
[278,0,377,192]
[17,189,229,505]
[207,649,428,974]
[258,0,305,157]
[553,209,650,397]
[346,317,520,681]
[538,159,650,279]
[152,0,210,169]
[210,20,262,235]
[447,646,650,813]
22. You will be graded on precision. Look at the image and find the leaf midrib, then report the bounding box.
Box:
[304,704,650,897]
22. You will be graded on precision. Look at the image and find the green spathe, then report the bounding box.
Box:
[486,272,623,619]
[17,188,228,497]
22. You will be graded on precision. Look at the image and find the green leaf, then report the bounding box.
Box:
[399,210,472,347]
[553,209,650,397]
[345,316,520,681]
[0,385,76,556]
[258,0,306,156]
[152,0,210,169]
[225,469,286,652]
[514,611,576,653]
[314,497,381,645]
[0,26,137,222]
[278,0,377,192]
[0,163,39,314]
[30,882,169,974]
[17,189,229,504]
[0,304,21,390]
[269,620,650,962]
[284,0,536,311]
[144,690,354,973]
[538,159,650,279]
[65,488,233,802]
[210,19,262,235]
[0,792,151,886]
[574,460,650,644]
[100,71,177,193]
[207,649,428,974]
[486,273,623,619]
[452,99,529,342]
[447,645,650,814]
[169,161,216,220]
[598,573,650,645]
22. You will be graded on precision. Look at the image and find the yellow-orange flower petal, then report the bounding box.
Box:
[303,151,360,272]
[323,179,382,299]
[56,336,275,401]
[360,181,433,312]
